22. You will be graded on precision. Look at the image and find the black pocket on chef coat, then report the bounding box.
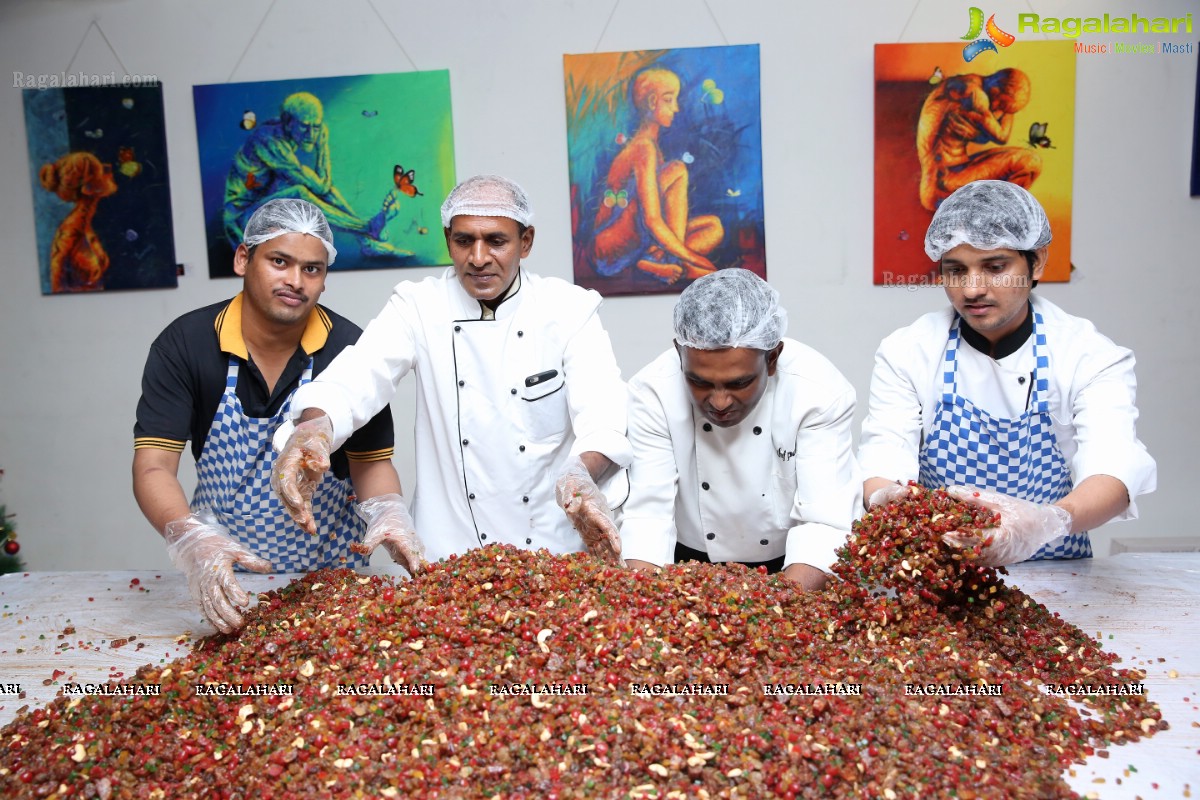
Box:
[520,372,569,440]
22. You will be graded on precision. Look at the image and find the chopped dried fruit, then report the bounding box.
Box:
[0,487,1165,798]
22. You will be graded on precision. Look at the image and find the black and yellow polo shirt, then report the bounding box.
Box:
[134,294,393,480]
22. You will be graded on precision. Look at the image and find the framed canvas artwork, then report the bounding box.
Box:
[24,84,177,294]
[874,41,1075,285]
[194,70,455,276]
[565,45,766,297]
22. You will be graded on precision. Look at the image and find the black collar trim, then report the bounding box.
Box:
[959,302,1033,360]
[479,269,522,317]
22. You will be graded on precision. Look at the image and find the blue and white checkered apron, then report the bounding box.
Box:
[191,357,367,571]
[917,312,1091,560]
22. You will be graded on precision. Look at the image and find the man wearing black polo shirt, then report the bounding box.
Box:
[133,199,417,634]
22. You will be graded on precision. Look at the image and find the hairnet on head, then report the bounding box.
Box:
[673,269,788,351]
[440,175,534,228]
[924,180,1052,261]
[243,198,337,265]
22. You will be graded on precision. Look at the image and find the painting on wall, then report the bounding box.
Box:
[23,85,177,294]
[874,41,1076,286]
[564,45,766,297]
[194,70,455,277]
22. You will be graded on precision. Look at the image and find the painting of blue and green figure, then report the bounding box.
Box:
[564,45,766,297]
[194,70,455,276]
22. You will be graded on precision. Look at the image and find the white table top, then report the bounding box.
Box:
[1,553,1197,797]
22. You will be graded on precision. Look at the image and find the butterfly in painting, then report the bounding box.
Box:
[603,188,629,209]
[393,165,423,197]
[700,78,724,105]
[1027,122,1054,149]
[117,146,142,178]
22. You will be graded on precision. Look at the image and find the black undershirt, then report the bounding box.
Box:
[674,542,786,574]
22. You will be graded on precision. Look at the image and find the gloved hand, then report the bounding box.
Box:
[943,486,1073,567]
[164,511,272,634]
[867,482,920,509]
[555,457,624,566]
[352,493,427,577]
[272,415,334,536]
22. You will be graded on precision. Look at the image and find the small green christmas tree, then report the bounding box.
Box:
[0,469,23,574]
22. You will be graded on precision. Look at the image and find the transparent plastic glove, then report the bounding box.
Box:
[867,482,920,509]
[271,415,334,536]
[555,457,624,566]
[164,511,272,634]
[943,486,1073,567]
[352,493,427,577]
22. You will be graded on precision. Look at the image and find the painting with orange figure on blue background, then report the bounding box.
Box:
[23,85,177,295]
[565,45,766,297]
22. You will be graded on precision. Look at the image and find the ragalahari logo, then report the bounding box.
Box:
[961,7,1016,61]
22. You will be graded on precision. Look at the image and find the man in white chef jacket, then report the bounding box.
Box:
[859,180,1156,564]
[271,175,631,565]
[621,269,861,590]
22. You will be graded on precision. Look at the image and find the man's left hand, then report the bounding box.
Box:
[943,487,1072,567]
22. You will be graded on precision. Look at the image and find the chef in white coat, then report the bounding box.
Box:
[859,180,1156,565]
[621,269,861,590]
[271,175,631,566]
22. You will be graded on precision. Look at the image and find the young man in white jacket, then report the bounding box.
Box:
[270,176,631,567]
[622,269,861,589]
[859,180,1156,565]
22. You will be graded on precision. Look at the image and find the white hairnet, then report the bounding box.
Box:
[924,180,1052,261]
[440,174,534,228]
[673,269,787,351]
[243,198,337,265]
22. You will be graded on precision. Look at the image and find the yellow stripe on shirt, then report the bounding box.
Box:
[134,437,187,452]
[345,447,395,463]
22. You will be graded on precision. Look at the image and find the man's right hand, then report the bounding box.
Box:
[164,511,272,634]
[272,415,334,535]
[555,458,624,567]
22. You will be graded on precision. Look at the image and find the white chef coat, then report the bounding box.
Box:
[858,295,1156,519]
[621,339,862,571]
[275,267,632,563]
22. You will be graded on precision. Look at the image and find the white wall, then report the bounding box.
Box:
[0,0,1195,569]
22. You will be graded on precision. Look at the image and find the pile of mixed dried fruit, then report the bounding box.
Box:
[0,486,1164,798]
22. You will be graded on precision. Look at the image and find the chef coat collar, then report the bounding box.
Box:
[215,292,332,360]
[448,267,524,321]
[478,269,522,320]
[957,301,1033,360]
